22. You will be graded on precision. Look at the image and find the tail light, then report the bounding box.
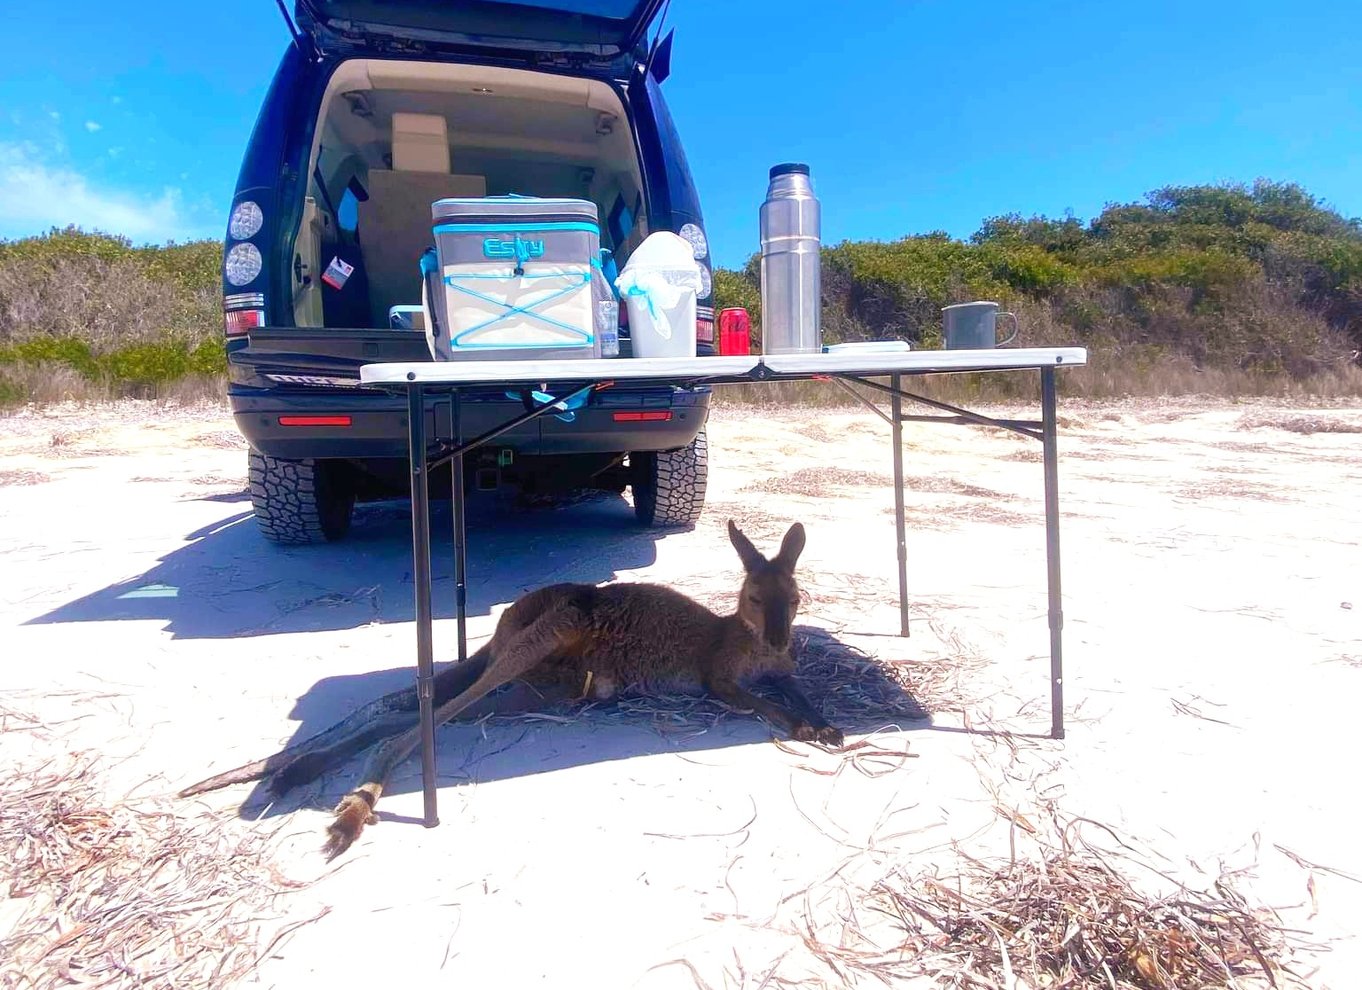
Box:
[612,411,672,422]
[696,304,714,346]
[224,242,263,287]
[676,223,713,347]
[224,198,265,327]
[228,201,264,240]
[224,291,264,337]
[224,308,264,337]
[718,308,751,356]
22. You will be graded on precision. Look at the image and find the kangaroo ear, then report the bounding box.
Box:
[728,520,766,572]
[773,522,806,571]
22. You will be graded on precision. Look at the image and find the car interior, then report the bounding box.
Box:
[292,59,650,330]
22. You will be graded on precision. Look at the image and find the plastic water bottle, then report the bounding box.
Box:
[594,252,620,358]
[759,163,822,354]
[598,299,620,358]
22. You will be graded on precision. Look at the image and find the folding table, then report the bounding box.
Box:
[359,347,1089,827]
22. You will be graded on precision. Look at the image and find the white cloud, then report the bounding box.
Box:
[0,143,217,244]
[84,120,102,133]
[49,110,61,122]
[111,96,123,105]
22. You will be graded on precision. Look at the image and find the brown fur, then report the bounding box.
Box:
[178,521,840,859]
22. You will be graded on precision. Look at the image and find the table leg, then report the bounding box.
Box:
[1040,367,1065,740]
[407,384,440,827]
[890,374,909,637]
[452,390,468,664]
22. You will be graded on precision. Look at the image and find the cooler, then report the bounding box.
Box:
[423,196,616,362]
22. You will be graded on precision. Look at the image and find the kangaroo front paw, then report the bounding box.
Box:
[813,725,844,747]
[791,722,844,747]
[323,790,378,860]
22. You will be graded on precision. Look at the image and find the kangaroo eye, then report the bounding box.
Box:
[748,595,763,605]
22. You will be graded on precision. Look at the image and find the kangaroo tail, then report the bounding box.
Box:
[177,646,491,798]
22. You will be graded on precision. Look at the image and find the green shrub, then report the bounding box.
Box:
[979,243,1079,295]
[4,178,1362,405]
[712,267,761,322]
[0,377,28,408]
[0,337,98,375]
[188,337,227,376]
[100,342,191,388]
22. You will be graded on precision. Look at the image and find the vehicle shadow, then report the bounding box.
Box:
[25,493,663,640]
[213,622,932,823]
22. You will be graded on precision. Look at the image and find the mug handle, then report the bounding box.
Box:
[997,311,1019,347]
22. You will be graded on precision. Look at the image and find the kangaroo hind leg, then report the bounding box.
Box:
[323,597,591,859]
[267,647,492,796]
[177,648,492,800]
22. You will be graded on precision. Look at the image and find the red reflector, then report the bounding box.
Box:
[224,308,264,337]
[612,411,673,422]
[278,415,352,427]
[696,317,714,344]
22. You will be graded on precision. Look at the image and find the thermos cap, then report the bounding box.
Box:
[769,162,811,179]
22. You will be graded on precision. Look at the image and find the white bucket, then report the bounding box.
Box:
[616,232,702,359]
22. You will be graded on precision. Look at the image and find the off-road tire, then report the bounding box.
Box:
[632,427,708,528]
[248,452,355,545]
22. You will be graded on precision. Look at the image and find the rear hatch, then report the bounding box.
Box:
[293,0,666,60]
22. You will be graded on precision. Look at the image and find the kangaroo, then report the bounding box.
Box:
[180,521,841,858]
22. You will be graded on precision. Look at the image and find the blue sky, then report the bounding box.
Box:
[2,0,1359,268]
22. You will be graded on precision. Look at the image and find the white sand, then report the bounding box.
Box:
[1,396,1358,987]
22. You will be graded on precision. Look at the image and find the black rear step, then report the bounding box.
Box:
[243,328,431,362]
[231,329,429,387]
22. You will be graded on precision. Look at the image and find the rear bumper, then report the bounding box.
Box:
[229,385,709,461]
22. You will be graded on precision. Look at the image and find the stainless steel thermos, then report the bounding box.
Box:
[759,162,822,353]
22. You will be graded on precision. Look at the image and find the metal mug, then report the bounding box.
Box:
[941,301,1019,349]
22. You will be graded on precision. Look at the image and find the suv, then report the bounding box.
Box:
[223,1,716,544]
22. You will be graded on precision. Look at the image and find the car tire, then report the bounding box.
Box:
[632,427,708,528]
[248,452,355,544]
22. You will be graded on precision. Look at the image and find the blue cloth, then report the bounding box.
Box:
[600,249,621,300]
[504,388,589,423]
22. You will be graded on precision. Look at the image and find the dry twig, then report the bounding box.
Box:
[861,816,1319,989]
[0,714,316,990]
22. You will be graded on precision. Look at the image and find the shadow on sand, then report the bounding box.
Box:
[218,620,933,825]
[29,489,931,825]
[27,492,665,640]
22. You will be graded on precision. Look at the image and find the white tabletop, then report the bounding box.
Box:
[358,347,1088,386]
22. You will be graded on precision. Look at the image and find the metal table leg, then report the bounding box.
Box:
[401,382,598,833]
[452,390,468,665]
[890,374,910,637]
[406,384,440,827]
[1040,367,1065,740]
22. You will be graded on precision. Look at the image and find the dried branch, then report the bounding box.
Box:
[0,713,317,990]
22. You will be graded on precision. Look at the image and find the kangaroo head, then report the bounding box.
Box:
[728,520,806,652]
